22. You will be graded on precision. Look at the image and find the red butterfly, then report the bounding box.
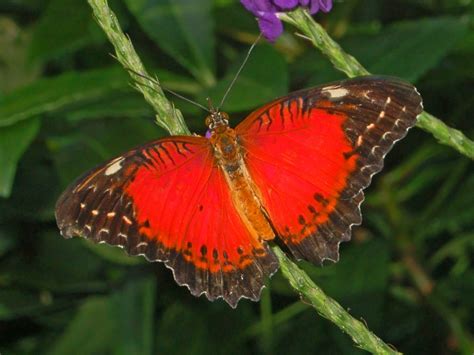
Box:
[56,76,422,307]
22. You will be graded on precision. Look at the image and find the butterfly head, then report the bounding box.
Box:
[205,110,230,133]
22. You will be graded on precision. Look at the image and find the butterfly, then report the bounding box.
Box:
[55,75,422,308]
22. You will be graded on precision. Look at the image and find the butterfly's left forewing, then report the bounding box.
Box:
[56,136,278,307]
[237,76,423,264]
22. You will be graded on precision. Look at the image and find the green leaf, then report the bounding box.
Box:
[2,231,105,292]
[0,290,45,320]
[48,297,115,355]
[156,302,253,354]
[418,173,474,239]
[294,240,389,329]
[0,141,60,221]
[295,17,469,86]
[430,233,474,275]
[156,303,209,354]
[0,118,40,197]
[0,226,16,257]
[49,116,163,188]
[29,0,103,62]
[291,51,344,87]
[308,240,390,297]
[0,14,40,93]
[82,240,145,266]
[124,0,216,86]
[200,45,288,114]
[345,17,469,81]
[48,278,155,355]
[110,278,156,355]
[0,67,130,127]
[62,69,201,122]
[63,94,153,122]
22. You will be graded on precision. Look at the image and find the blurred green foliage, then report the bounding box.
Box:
[0,0,473,354]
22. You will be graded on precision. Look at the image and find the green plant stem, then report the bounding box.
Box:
[416,111,474,159]
[87,0,190,136]
[280,9,474,160]
[272,247,401,355]
[87,1,405,354]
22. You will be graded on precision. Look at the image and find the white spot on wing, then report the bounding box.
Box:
[105,157,125,176]
[322,85,349,99]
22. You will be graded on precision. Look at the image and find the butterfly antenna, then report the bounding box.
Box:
[217,34,262,111]
[162,86,210,113]
[112,56,211,113]
[207,97,216,113]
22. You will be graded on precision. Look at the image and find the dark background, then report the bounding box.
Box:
[0,0,473,354]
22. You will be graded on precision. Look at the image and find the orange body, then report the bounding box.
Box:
[210,126,275,242]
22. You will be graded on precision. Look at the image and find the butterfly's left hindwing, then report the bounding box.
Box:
[55,136,278,308]
[237,76,423,264]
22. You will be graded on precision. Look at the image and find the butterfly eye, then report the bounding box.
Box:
[221,112,230,122]
[205,115,212,127]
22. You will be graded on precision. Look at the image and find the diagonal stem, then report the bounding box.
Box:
[280,9,474,160]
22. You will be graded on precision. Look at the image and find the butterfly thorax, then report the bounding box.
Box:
[210,124,275,242]
[210,126,239,169]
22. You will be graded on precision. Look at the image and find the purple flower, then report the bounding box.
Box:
[241,0,332,42]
